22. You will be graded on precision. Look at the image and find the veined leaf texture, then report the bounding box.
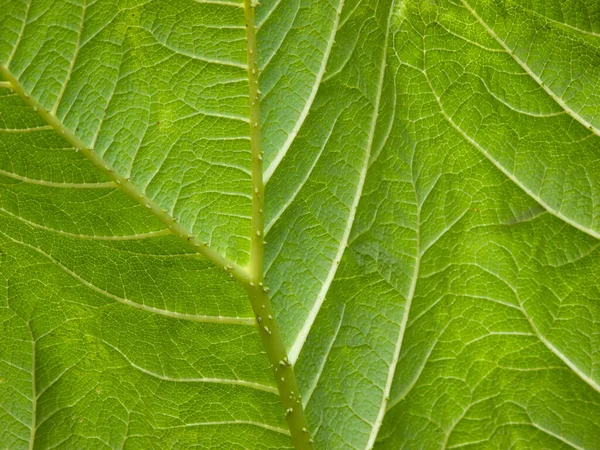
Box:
[1,0,599,448]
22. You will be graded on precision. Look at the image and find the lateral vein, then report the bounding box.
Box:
[0,168,116,188]
[263,0,345,184]
[52,0,86,116]
[159,420,291,436]
[366,167,418,450]
[102,340,278,393]
[424,65,600,240]
[0,230,256,326]
[0,207,171,241]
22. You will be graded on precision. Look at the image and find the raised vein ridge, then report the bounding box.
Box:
[262,0,345,184]
[242,1,314,447]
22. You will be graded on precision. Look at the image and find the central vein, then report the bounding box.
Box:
[245,0,265,281]
[242,1,314,448]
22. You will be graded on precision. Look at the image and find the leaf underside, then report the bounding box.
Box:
[1,0,600,449]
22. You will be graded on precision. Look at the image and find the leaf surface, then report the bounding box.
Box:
[1,0,600,449]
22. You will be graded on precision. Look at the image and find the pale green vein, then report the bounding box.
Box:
[386,322,451,412]
[265,115,341,233]
[5,0,32,68]
[0,125,54,133]
[519,298,600,394]
[441,396,495,449]
[435,21,504,53]
[419,209,468,256]
[152,37,248,70]
[263,0,345,184]
[422,59,600,241]
[35,362,82,400]
[192,0,244,7]
[102,339,278,394]
[530,423,585,450]
[159,420,291,436]
[302,305,345,408]
[257,3,300,73]
[52,0,86,116]
[172,104,251,124]
[477,260,600,393]
[0,168,116,188]
[0,358,30,374]
[0,230,256,326]
[255,0,282,29]
[477,74,566,117]
[513,2,600,39]
[0,207,170,240]
[446,421,586,450]
[0,404,29,429]
[287,0,394,366]
[367,155,417,449]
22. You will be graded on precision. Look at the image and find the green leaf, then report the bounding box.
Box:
[1,0,600,449]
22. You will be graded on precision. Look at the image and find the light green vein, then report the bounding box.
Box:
[0,207,170,241]
[0,168,116,188]
[102,339,277,393]
[0,230,256,326]
[159,420,291,436]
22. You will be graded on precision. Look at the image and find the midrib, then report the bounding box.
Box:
[242,1,314,448]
